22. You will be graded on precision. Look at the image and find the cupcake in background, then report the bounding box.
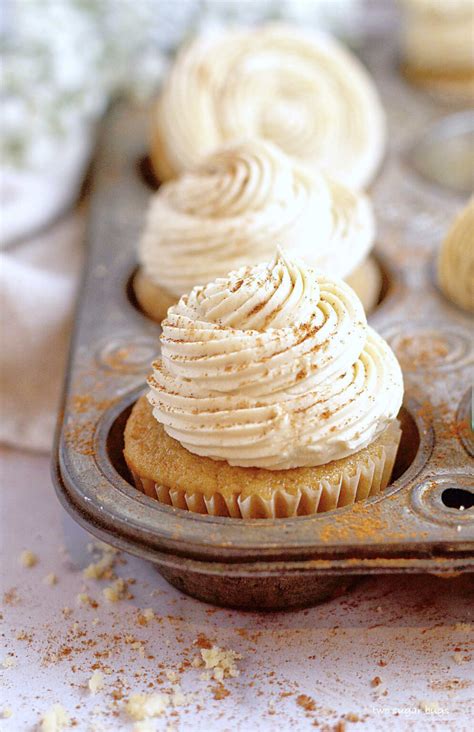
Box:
[400,0,474,102]
[125,250,404,519]
[437,197,474,313]
[136,139,381,322]
[151,24,385,189]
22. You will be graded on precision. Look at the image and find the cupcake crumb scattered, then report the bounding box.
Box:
[40,703,70,731]
[344,712,360,722]
[2,654,16,669]
[83,555,115,581]
[199,646,242,681]
[88,670,104,694]
[103,578,131,603]
[0,708,12,719]
[418,700,440,714]
[165,669,179,683]
[125,693,169,721]
[76,593,98,608]
[43,573,57,586]
[20,550,37,568]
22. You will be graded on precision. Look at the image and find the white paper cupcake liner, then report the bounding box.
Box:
[128,422,402,519]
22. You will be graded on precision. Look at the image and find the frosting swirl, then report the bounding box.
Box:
[140,139,374,297]
[152,24,385,189]
[438,197,474,312]
[147,251,403,470]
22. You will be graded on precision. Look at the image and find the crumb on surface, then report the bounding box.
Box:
[125,693,169,721]
[103,578,130,603]
[296,694,316,712]
[88,670,104,694]
[83,554,115,581]
[165,669,179,683]
[1,655,16,669]
[132,721,156,732]
[43,573,57,586]
[418,700,440,714]
[76,593,97,608]
[345,712,360,722]
[139,608,155,623]
[1,708,12,719]
[200,646,242,682]
[20,549,37,568]
[40,703,70,731]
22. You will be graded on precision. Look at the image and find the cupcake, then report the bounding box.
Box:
[400,0,474,102]
[151,24,385,189]
[124,251,404,519]
[136,139,380,322]
[437,197,474,312]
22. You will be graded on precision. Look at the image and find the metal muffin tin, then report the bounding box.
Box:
[53,30,474,609]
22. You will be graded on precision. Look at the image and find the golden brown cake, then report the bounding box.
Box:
[133,268,174,323]
[400,0,474,102]
[125,396,401,518]
[346,256,382,313]
[124,251,404,519]
[437,197,474,312]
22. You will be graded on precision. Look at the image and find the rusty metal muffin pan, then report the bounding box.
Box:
[53,32,473,609]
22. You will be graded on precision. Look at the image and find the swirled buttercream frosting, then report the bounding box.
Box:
[140,139,374,298]
[147,251,403,470]
[151,24,385,189]
[438,197,474,312]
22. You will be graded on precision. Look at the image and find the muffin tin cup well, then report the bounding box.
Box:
[53,30,473,609]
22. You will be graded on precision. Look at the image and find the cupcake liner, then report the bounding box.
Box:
[127,421,402,519]
[401,63,474,104]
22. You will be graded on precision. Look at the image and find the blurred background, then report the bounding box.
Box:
[0,0,382,451]
[0,0,471,453]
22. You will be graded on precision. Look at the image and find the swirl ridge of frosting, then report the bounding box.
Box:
[140,139,374,297]
[152,24,386,189]
[147,251,403,470]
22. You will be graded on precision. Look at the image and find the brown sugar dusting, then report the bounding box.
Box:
[296,693,316,712]
[100,346,134,371]
[65,394,115,456]
[194,633,213,650]
[394,334,449,371]
[212,684,230,700]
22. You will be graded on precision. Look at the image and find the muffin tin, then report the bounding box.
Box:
[53,30,473,609]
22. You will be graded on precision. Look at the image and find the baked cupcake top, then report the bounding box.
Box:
[139,139,375,298]
[401,0,474,72]
[152,24,385,189]
[438,197,474,312]
[147,250,403,470]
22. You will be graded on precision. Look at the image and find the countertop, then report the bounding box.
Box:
[1,446,473,731]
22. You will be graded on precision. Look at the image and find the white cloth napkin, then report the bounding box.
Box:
[0,212,85,452]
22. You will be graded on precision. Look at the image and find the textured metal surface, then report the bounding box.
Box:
[52,29,474,607]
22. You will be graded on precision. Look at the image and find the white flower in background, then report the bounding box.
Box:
[0,0,362,245]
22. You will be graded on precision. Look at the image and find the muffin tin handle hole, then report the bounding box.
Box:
[411,474,474,525]
[441,488,474,512]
